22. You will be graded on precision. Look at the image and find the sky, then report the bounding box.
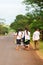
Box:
[0,0,26,25]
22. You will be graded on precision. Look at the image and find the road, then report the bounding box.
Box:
[0,35,43,65]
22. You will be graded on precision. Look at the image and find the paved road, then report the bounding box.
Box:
[0,35,43,65]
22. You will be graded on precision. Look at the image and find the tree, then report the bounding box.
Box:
[23,0,43,40]
[23,0,43,9]
[0,25,8,35]
[10,14,31,31]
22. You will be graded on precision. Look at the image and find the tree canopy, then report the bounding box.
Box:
[0,24,8,35]
[10,14,31,31]
[10,0,43,40]
[23,0,43,8]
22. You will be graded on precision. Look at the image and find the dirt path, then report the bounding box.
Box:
[0,35,43,65]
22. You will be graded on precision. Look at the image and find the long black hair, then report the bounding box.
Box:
[25,27,28,35]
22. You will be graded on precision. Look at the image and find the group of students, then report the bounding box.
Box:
[16,28,40,50]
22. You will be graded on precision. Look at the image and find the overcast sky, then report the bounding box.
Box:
[0,0,26,25]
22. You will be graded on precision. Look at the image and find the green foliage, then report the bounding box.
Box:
[23,0,43,17]
[0,25,8,35]
[10,0,43,40]
[30,20,43,31]
[23,0,43,35]
[10,14,30,31]
[23,0,43,7]
[10,14,43,31]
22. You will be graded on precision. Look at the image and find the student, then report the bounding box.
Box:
[33,28,40,50]
[24,28,30,50]
[16,28,22,50]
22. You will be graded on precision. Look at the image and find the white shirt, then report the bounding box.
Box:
[25,30,30,40]
[33,31,40,41]
[17,31,22,39]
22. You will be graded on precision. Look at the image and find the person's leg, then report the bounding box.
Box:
[16,39,21,50]
[34,41,37,49]
[25,40,30,50]
[24,45,30,51]
[16,44,20,50]
[36,40,39,50]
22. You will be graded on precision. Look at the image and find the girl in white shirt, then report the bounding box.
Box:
[33,29,40,50]
[16,28,22,50]
[24,28,30,50]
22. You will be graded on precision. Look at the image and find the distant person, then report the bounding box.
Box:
[24,28,30,50]
[16,28,22,50]
[33,28,40,50]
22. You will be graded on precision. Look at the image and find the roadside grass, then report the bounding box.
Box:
[39,41,43,53]
[37,41,43,59]
[31,40,43,58]
[31,40,43,50]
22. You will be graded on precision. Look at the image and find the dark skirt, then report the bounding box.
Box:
[24,40,30,45]
[16,39,21,45]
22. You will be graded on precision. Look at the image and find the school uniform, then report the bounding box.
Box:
[33,31,40,41]
[24,30,30,45]
[33,31,40,49]
[16,31,22,45]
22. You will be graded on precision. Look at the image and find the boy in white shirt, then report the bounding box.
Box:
[33,28,40,50]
